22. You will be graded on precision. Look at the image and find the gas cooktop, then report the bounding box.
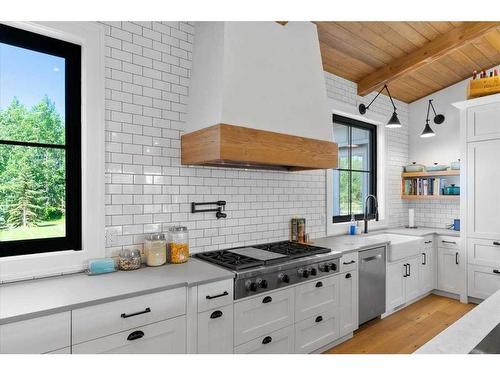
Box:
[195,241,331,271]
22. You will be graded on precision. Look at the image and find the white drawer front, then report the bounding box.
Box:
[340,252,358,273]
[467,238,500,267]
[468,264,500,300]
[295,275,340,322]
[438,236,460,249]
[197,279,233,312]
[295,307,340,354]
[233,325,294,354]
[197,305,233,354]
[0,312,70,354]
[72,316,186,354]
[234,288,294,346]
[72,287,186,344]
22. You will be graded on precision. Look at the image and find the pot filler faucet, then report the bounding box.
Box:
[363,194,379,233]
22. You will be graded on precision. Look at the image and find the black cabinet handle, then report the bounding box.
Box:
[210,310,223,319]
[345,273,352,279]
[315,281,323,288]
[442,240,457,244]
[422,252,426,265]
[403,263,408,277]
[424,241,433,244]
[262,296,272,304]
[121,307,151,319]
[494,242,500,246]
[343,260,355,265]
[455,252,459,265]
[127,330,144,341]
[262,336,272,345]
[315,315,323,323]
[494,270,500,274]
[206,291,229,300]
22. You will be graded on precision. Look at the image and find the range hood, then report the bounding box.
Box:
[182,22,338,171]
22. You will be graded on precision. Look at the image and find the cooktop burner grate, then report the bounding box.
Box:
[195,250,264,271]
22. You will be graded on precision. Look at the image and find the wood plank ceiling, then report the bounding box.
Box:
[316,22,500,103]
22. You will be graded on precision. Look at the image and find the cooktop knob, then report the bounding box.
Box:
[279,273,290,283]
[322,264,330,272]
[249,282,258,292]
[259,279,268,289]
[329,263,337,271]
[302,269,310,278]
[310,268,317,276]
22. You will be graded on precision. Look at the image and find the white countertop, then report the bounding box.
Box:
[416,289,500,354]
[0,226,460,325]
[0,258,234,325]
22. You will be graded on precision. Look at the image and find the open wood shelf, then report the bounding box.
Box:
[401,195,460,201]
[401,170,460,178]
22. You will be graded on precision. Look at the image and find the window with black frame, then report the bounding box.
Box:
[332,114,377,223]
[0,24,81,257]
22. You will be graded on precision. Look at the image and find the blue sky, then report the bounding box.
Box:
[0,42,65,118]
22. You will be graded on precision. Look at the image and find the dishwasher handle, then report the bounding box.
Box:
[361,254,382,263]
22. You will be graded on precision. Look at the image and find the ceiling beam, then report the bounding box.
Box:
[357,22,500,97]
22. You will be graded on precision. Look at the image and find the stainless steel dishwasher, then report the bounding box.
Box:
[358,246,386,325]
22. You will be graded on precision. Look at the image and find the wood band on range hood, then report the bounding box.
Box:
[181,124,338,171]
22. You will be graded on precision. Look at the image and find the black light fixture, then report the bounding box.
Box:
[420,99,445,138]
[358,84,401,128]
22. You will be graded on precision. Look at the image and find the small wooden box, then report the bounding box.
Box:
[468,76,500,99]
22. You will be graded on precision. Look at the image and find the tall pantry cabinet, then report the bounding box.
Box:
[454,94,500,301]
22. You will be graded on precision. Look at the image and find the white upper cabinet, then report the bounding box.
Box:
[467,139,500,239]
[466,102,500,142]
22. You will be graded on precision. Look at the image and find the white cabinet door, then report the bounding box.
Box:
[467,102,500,142]
[405,256,421,302]
[295,274,339,322]
[418,247,435,295]
[234,288,294,346]
[197,305,233,354]
[386,260,405,311]
[0,312,70,354]
[72,316,186,354]
[294,308,340,354]
[468,264,500,300]
[339,271,358,337]
[233,325,294,354]
[467,139,500,240]
[438,248,461,294]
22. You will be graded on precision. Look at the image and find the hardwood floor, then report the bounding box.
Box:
[325,294,476,354]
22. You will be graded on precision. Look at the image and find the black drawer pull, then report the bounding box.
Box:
[210,310,223,319]
[127,330,144,341]
[262,296,272,304]
[262,336,272,345]
[343,260,355,265]
[315,281,323,288]
[345,273,352,279]
[121,307,151,319]
[455,252,459,265]
[424,241,433,244]
[442,240,457,245]
[422,252,427,265]
[315,315,323,323]
[494,242,500,246]
[494,270,500,274]
[206,291,229,300]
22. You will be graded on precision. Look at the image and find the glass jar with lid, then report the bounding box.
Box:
[145,233,167,267]
[168,226,189,264]
[118,248,142,271]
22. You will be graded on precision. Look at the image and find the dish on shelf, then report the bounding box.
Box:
[450,159,461,170]
[404,162,425,172]
[425,163,448,172]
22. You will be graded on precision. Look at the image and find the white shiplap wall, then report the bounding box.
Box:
[103,21,411,256]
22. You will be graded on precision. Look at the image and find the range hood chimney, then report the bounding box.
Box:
[182,22,338,171]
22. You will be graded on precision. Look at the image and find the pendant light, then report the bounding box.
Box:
[358,84,401,128]
[420,99,445,138]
